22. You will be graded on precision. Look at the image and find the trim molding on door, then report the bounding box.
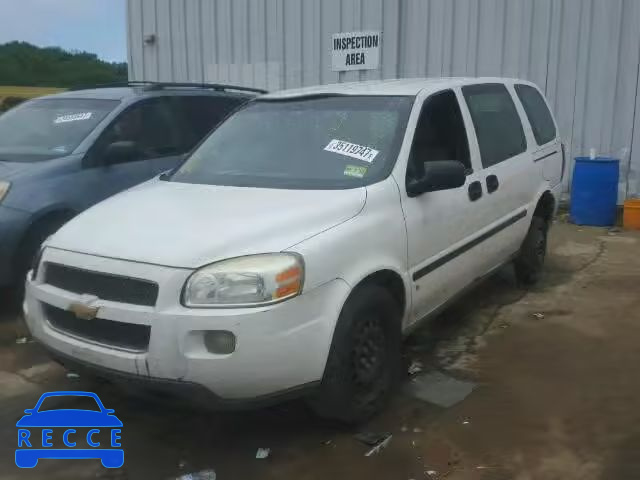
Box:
[534,150,558,162]
[412,208,528,281]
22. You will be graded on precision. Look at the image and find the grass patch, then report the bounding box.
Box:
[0,85,63,99]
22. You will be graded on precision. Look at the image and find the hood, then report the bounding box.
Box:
[50,180,367,268]
[0,160,34,180]
[0,155,78,182]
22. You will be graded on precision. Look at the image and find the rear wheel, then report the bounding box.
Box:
[514,216,548,286]
[308,284,401,424]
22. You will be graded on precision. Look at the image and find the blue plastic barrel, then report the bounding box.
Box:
[570,157,620,226]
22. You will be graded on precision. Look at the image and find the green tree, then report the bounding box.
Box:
[0,42,127,88]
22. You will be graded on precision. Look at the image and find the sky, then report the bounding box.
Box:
[0,0,127,62]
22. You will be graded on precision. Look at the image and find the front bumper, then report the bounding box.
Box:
[25,247,349,401]
[0,205,31,286]
[44,344,320,410]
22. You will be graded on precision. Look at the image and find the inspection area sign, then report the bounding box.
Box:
[331,31,381,71]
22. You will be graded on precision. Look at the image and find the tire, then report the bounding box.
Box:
[308,284,402,424]
[514,216,548,286]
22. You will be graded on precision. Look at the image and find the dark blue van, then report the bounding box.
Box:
[0,82,262,293]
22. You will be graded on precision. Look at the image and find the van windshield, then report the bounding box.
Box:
[170,95,413,189]
[0,98,118,162]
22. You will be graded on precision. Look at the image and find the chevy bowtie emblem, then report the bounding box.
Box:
[67,295,100,320]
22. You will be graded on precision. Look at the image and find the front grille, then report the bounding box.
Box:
[44,304,150,351]
[45,263,158,307]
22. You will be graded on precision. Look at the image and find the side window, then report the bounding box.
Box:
[515,84,557,146]
[406,90,471,183]
[96,98,183,163]
[462,84,527,168]
[177,96,247,151]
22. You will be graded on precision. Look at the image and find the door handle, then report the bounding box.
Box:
[486,175,499,193]
[468,181,483,201]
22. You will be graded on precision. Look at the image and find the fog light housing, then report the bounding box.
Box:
[204,331,236,354]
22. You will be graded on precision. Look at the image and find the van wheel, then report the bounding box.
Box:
[514,216,548,286]
[308,284,401,424]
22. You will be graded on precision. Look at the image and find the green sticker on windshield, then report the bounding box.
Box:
[344,165,368,178]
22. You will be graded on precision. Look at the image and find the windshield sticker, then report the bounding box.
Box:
[54,112,93,124]
[324,139,379,163]
[344,165,368,178]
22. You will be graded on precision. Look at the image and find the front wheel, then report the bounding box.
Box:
[514,216,548,286]
[308,284,401,424]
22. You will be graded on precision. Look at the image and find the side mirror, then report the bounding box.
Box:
[105,409,115,414]
[407,160,467,197]
[24,409,33,415]
[102,141,140,165]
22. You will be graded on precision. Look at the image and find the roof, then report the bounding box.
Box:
[36,84,261,102]
[40,87,137,101]
[262,77,534,99]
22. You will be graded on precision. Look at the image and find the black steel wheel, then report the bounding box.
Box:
[308,284,401,424]
[514,216,548,286]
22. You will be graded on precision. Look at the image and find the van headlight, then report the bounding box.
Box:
[0,181,10,203]
[183,253,304,307]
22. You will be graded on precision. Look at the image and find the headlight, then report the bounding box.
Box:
[0,181,10,203]
[183,253,304,307]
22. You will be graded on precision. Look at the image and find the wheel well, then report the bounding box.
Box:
[534,191,555,223]
[356,270,406,316]
[14,209,75,267]
[25,209,75,239]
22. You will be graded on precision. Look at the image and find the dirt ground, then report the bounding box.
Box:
[0,221,638,480]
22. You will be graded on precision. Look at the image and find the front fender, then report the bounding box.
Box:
[290,178,411,325]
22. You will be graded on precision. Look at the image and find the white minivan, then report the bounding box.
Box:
[25,78,564,422]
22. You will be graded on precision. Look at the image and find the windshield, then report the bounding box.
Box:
[170,96,413,189]
[0,98,118,162]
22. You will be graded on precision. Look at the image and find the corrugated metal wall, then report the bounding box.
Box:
[127,0,640,198]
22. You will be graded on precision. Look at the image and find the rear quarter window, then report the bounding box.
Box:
[515,84,557,146]
[462,83,527,168]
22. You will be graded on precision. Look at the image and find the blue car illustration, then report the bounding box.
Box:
[16,391,123,468]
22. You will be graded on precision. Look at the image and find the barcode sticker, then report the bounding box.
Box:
[54,112,93,124]
[324,139,379,163]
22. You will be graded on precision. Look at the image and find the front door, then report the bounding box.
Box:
[401,89,488,324]
[75,97,187,211]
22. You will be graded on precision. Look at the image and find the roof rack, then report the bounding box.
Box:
[146,82,267,94]
[70,81,266,94]
[69,81,149,91]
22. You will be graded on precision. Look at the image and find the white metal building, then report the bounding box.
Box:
[127,0,640,199]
